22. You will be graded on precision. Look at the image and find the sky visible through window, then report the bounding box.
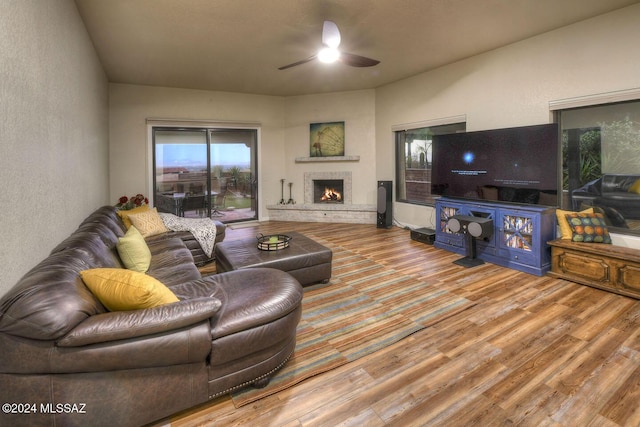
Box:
[160,143,250,169]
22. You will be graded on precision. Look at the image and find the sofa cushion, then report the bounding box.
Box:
[169,268,303,339]
[57,297,221,347]
[80,268,179,311]
[0,248,107,340]
[146,237,202,286]
[116,204,149,228]
[117,226,152,272]
[81,205,127,231]
[128,208,169,237]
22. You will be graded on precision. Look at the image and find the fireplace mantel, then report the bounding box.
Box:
[295,155,360,163]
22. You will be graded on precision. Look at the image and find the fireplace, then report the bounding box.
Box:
[269,171,376,223]
[304,171,352,205]
[313,179,344,204]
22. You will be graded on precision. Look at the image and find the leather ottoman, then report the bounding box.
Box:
[214,231,332,286]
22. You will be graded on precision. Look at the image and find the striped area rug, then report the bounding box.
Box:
[231,238,476,407]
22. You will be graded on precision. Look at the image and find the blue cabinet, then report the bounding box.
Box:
[435,198,556,276]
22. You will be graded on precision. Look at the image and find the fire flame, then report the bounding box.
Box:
[321,187,342,202]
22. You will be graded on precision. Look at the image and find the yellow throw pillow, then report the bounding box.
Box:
[556,207,593,239]
[80,268,179,311]
[117,204,150,229]
[116,226,152,273]
[127,208,168,237]
[628,178,640,194]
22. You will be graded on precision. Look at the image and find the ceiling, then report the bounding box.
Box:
[74,0,640,97]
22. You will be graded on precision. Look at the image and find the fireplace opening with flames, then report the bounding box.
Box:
[313,179,344,204]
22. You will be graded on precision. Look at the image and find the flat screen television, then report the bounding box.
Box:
[431,123,559,206]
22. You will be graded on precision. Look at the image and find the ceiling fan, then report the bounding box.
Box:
[278,20,380,70]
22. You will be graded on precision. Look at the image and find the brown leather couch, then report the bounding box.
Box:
[0,206,303,427]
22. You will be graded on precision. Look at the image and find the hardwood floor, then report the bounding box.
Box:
[157,221,640,427]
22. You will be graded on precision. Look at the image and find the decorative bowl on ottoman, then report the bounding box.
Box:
[256,233,292,251]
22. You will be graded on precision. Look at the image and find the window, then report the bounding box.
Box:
[556,99,640,234]
[395,121,466,205]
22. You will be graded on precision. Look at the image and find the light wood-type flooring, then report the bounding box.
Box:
[154,221,640,427]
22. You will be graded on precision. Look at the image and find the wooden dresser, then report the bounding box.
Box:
[548,239,640,299]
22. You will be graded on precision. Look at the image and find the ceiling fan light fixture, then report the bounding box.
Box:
[318,47,340,64]
[278,21,379,70]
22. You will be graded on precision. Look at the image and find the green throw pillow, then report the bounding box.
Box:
[117,226,152,272]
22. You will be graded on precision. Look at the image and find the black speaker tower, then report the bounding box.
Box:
[377,181,393,228]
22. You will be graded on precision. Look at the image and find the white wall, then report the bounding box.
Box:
[109,84,286,219]
[109,86,378,216]
[375,3,640,232]
[283,90,376,206]
[0,0,109,296]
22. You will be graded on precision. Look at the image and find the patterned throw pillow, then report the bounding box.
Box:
[127,208,169,237]
[116,204,149,229]
[556,207,593,239]
[565,212,612,244]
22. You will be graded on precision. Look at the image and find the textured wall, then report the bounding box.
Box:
[284,90,377,207]
[0,0,109,296]
[108,85,377,220]
[108,84,287,221]
[375,3,640,231]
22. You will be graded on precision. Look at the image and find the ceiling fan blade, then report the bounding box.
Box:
[322,20,341,49]
[278,55,317,70]
[339,52,380,67]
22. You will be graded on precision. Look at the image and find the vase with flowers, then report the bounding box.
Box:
[115,194,149,210]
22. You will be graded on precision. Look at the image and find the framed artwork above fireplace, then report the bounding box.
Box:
[310,121,345,157]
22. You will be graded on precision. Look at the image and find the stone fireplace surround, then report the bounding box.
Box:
[267,171,376,223]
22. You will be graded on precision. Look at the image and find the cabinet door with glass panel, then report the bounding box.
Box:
[497,210,538,264]
[434,199,467,250]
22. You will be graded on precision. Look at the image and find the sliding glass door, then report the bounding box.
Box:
[152,127,257,223]
[209,129,257,222]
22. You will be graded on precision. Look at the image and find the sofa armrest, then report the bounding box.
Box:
[56,297,221,347]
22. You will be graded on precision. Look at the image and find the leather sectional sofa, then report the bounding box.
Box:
[0,206,303,427]
[572,173,640,220]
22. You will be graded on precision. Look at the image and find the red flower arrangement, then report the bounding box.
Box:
[115,194,149,210]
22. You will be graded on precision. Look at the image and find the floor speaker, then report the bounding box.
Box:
[377,181,392,228]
